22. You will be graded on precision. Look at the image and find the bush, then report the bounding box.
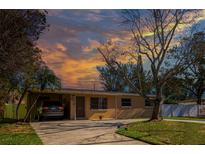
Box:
[164,95,178,104]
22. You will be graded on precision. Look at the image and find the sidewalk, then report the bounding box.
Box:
[164,119,205,124]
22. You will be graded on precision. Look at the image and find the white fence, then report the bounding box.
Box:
[161,104,205,117]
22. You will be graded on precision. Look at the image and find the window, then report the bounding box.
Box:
[90,97,107,109]
[90,97,99,109]
[121,98,131,107]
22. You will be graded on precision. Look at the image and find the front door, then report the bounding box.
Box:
[76,96,85,118]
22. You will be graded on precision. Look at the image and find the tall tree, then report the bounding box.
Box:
[0,10,48,105]
[15,48,43,120]
[98,10,200,120]
[177,32,205,104]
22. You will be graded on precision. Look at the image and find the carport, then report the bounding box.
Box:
[27,92,72,121]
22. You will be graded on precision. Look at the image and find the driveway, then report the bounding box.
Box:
[31,119,148,145]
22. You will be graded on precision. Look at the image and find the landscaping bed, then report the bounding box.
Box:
[117,120,205,145]
[0,122,42,145]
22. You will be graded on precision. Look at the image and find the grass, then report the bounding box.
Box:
[117,120,205,145]
[163,117,205,121]
[0,122,42,145]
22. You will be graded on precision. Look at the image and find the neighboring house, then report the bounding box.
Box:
[26,88,154,121]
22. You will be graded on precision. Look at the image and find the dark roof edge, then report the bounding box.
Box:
[28,88,155,97]
[28,88,138,96]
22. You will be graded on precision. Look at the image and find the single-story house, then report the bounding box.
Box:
[26,88,154,121]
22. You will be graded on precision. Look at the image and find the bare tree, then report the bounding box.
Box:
[98,10,200,120]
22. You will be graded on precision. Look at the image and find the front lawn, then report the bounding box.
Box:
[0,123,42,145]
[117,120,205,145]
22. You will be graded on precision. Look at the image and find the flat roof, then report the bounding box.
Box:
[29,88,143,97]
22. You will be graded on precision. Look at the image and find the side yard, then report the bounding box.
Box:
[0,121,42,145]
[117,120,205,145]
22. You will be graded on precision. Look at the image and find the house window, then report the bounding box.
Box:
[90,97,107,109]
[121,98,131,107]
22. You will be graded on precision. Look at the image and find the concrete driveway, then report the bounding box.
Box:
[31,119,148,145]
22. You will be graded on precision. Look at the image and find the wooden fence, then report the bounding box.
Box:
[3,104,27,119]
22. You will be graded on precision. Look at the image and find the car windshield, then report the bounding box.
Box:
[43,101,62,107]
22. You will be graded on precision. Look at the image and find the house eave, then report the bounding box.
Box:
[28,88,143,97]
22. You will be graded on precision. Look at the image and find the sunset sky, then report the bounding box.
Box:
[37,10,205,90]
[37,10,128,89]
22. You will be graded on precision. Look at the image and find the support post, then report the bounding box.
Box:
[70,95,76,120]
[115,96,117,120]
[74,95,76,120]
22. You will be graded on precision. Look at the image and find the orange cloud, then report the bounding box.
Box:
[56,43,67,52]
[82,39,101,53]
[39,43,104,89]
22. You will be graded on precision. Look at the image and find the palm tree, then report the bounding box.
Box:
[24,65,61,122]
[35,65,61,91]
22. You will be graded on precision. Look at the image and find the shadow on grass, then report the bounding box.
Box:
[0,118,17,124]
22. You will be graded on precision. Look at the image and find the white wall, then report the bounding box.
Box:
[161,104,205,117]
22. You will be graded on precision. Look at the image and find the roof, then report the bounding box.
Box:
[29,88,143,97]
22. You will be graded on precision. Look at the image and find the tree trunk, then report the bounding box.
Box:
[196,87,203,105]
[197,95,202,105]
[16,88,27,121]
[150,100,161,120]
[150,91,164,120]
[24,95,40,122]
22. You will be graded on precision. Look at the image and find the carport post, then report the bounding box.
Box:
[74,95,76,120]
[115,96,117,119]
[70,95,76,120]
